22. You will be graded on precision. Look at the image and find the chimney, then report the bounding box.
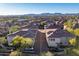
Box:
[63,25,67,30]
[44,25,47,29]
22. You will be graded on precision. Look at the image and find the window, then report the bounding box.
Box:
[49,38,55,41]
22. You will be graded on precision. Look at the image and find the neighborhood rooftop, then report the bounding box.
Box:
[7,29,37,38]
[48,29,76,38]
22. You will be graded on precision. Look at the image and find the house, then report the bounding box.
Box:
[28,21,40,29]
[0,27,9,36]
[0,21,15,28]
[7,29,48,54]
[43,19,65,29]
[73,23,79,29]
[46,29,76,47]
[7,28,49,53]
[7,29,39,54]
[0,22,9,28]
[14,19,29,27]
[7,25,76,54]
[44,23,63,29]
[45,20,55,24]
[21,21,39,30]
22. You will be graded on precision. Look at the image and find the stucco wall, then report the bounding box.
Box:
[47,37,73,47]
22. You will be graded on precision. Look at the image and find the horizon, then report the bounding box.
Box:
[0,3,79,15]
[1,12,79,16]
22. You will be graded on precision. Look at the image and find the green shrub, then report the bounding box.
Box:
[9,50,22,56]
[40,51,54,56]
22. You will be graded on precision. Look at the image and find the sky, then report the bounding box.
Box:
[0,3,79,15]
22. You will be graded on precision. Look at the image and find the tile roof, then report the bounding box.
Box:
[48,29,75,38]
[8,29,37,38]
[46,24,63,29]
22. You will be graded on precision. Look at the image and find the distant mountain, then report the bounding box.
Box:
[1,13,79,17]
[24,13,63,16]
[24,13,79,16]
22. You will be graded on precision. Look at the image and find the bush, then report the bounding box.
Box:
[0,37,7,44]
[72,49,79,55]
[74,29,79,36]
[66,28,74,34]
[68,38,76,46]
[9,25,20,34]
[11,36,33,49]
[9,50,22,56]
[40,51,54,56]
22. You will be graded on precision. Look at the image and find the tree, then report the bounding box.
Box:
[68,38,76,46]
[64,20,73,28]
[11,36,33,50]
[9,25,20,34]
[0,37,7,44]
[74,29,79,36]
[9,36,33,56]
[0,37,7,50]
[39,21,47,29]
[66,28,74,34]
